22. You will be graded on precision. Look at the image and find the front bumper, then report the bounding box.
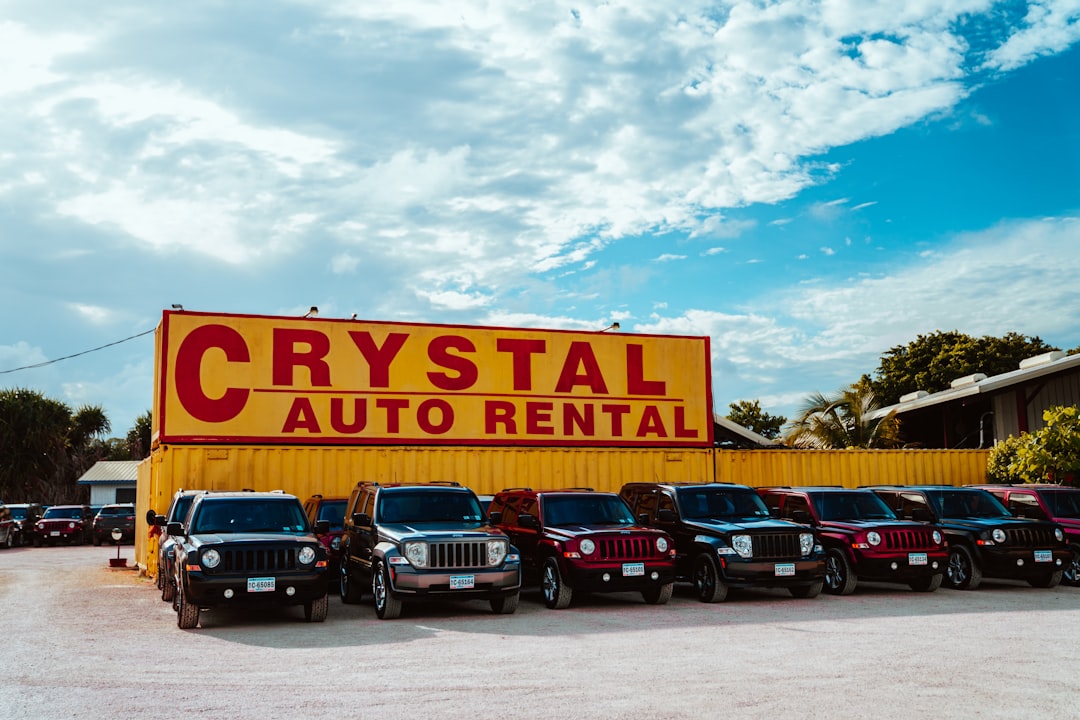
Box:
[852,551,949,581]
[977,546,1071,579]
[563,561,676,593]
[388,564,521,599]
[184,570,329,607]
[717,557,826,588]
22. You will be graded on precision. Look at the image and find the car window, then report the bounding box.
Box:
[43,507,82,519]
[1040,490,1080,518]
[816,492,896,521]
[316,500,347,529]
[1006,493,1047,519]
[932,490,1009,518]
[782,495,812,520]
[542,495,635,526]
[678,487,771,520]
[377,491,483,523]
[193,499,309,533]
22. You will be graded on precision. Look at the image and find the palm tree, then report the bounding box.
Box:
[785,381,901,449]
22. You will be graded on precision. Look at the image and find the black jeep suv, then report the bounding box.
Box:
[150,489,201,603]
[620,482,825,601]
[92,503,136,545]
[489,487,677,609]
[338,481,521,619]
[757,487,947,594]
[869,485,1069,590]
[168,491,331,628]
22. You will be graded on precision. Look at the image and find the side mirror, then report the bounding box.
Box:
[790,510,813,526]
[166,521,184,537]
[910,507,932,523]
[487,511,502,525]
[518,513,539,529]
[657,508,676,523]
[145,509,158,525]
[638,512,651,525]
[314,520,330,534]
[352,512,372,527]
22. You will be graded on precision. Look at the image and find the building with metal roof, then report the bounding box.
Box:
[77,460,139,505]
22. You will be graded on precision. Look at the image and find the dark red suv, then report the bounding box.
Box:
[304,495,348,585]
[489,488,676,609]
[970,484,1080,586]
[757,487,949,594]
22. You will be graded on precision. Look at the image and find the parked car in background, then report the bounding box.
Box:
[169,490,331,629]
[34,505,94,546]
[339,481,521,619]
[92,503,136,545]
[757,487,948,594]
[6,503,44,547]
[0,504,15,549]
[869,485,1069,590]
[489,487,676,609]
[970,484,1080,586]
[619,482,825,601]
[303,494,348,586]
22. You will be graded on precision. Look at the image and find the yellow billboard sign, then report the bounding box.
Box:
[155,311,714,448]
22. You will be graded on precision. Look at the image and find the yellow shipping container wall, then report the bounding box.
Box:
[135,445,990,574]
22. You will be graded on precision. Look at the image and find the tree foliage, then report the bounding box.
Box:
[785,380,901,449]
[725,400,786,439]
[0,387,111,503]
[870,331,1056,406]
[126,410,153,459]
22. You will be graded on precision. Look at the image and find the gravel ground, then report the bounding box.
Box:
[2,544,1079,720]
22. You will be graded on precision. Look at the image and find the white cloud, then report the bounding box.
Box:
[653,253,687,262]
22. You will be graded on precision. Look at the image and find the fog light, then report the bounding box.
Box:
[223,589,234,599]
[650,571,659,581]
[602,573,611,583]
[932,561,939,570]
[890,562,898,571]
[286,586,296,596]
[1017,559,1025,567]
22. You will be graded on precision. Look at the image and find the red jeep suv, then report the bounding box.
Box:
[489,488,677,609]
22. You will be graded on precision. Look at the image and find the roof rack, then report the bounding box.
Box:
[500,487,533,492]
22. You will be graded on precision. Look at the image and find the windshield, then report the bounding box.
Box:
[814,492,897,521]
[43,507,82,519]
[172,495,195,523]
[928,489,1010,519]
[192,499,310,534]
[378,491,483,523]
[677,487,771,520]
[316,500,347,529]
[10,507,27,520]
[99,506,133,516]
[542,494,636,526]
[1040,490,1080,518]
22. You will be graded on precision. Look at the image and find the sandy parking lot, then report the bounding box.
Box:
[2,543,1078,719]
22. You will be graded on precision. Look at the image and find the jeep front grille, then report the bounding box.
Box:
[1005,527,1057,547]
[751,533,801,559]
[882,529,939,551]
[596,536,653,560]
[429,541,491,569]
[211,547,298,574]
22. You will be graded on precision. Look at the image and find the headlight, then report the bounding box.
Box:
[1055,528,1065,542]
[656,537,669,553]
[68,522,76,529]
[867,531,882,547]
[330,536,342,550]
[403,541,428,568]
[799,533,814,557]
[298,546,317,565]
[992,528,1007,544]
[579,539,596,555]
[487,539,508,566]
[202,549,221,569]
[732,534,752,559]
[932,530,943,545]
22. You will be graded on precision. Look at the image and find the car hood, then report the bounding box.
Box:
[189,532,318,547]
[682,517,807,534]
[544,523,665,540]
[820,519,928,532]
[39,518,83,525]
[379,522,505,542]
[938,516,1053,532]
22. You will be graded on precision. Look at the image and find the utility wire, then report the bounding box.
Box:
[0,328,156,375]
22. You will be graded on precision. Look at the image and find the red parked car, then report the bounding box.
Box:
[34,505,95,546]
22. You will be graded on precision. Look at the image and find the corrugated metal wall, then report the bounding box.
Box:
[136,444,990,572]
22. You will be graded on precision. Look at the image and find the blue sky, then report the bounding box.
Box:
[2,1,1079,438]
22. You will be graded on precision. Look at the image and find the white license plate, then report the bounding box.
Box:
[1034,550,1053,563]
[50,531,60,537]
[622,562,645,577]
[450,575,475,590]
[908,553,928,566]
[774,563,795,577]
[247,577,275,593]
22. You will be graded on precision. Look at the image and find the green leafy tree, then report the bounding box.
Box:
[126,410,153,459]
[725,400,786,440]
[1011,406,1080,485]
[786,381,902,449]
[870,331,1056,405]
[986,434,1025,483]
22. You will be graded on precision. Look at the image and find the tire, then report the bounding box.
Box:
[945,545,982,590]
[161,575,176,603]
[490,591,519,615]
[3,531,12,549]
[693,553,728,603]
[339,559,363,604]
[1063,545,1080,587]
[789,580,823,599]
[372,562,402,619]
[824,549,858,596]
[909,573,943,592]
[33,536,41,548]
[176,584,200,629]
[93,536,101,546]
[156,560,165,591]
[541,557,573,610]
[304,593,329,622]
[642,581,674,605]
[1028,569,1063,589]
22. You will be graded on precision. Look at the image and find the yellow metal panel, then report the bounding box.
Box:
[717,449,990,488]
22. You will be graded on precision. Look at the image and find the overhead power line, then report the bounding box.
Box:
[0,328,156,375]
